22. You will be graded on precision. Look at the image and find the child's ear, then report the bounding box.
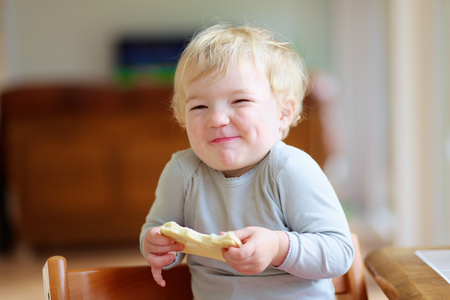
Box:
[279,97,296,130]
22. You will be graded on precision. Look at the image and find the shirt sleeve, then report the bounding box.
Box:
[273,150,354,279]
[139,152,188,261]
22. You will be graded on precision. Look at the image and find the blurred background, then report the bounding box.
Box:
[0,0,449,299]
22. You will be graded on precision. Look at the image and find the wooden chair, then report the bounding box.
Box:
[43,258,193,300]
[43,234,367,300]
[332,234,368,300]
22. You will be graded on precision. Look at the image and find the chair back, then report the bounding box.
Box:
[43,257,192,299]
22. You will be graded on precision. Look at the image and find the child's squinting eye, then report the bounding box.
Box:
[234,99,250,104]
[190,105,208,110]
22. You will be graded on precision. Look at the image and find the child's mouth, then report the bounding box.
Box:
[211,136,239,143]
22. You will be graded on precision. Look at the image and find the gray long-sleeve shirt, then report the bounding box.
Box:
[140,141,354,299]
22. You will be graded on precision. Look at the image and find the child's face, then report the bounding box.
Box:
[184,61,293,177]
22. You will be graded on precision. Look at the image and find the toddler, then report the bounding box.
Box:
[140,23,354,299]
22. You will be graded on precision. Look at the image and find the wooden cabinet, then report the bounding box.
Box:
[1,84,327,247]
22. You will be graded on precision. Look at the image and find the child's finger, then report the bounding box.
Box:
[151,266,166,287]
[155,242,184,254]
[152,232,177,246]
[223,241,254,262]
[146,252,177,268]
[230,227,253,242]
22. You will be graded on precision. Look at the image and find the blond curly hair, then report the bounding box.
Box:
[171,23,309,139]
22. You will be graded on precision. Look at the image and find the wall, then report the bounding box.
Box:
[388,0,450,246]
[2,0,330,85]
[443,0,450,245]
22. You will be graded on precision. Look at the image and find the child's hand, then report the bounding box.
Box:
[143,226,184,287]
[222,226,289,275]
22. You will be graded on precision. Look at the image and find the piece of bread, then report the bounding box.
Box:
[160,221,242,262]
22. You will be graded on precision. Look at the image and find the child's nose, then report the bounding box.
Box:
[208,108,230,127]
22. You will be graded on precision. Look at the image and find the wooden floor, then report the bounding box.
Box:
[0,223,388,300]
